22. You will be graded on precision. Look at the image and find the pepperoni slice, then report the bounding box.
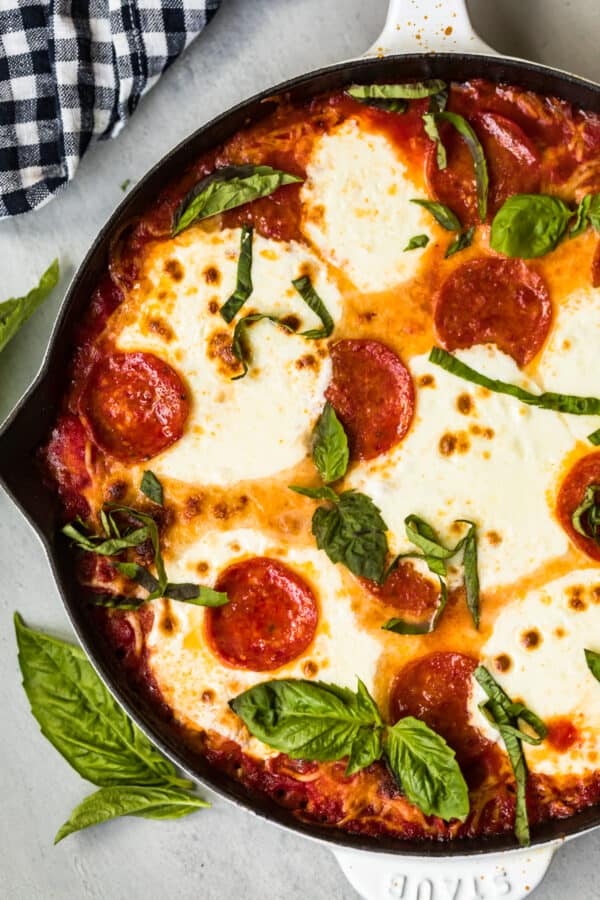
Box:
[557,453,600,561]
[206,557,318,671]
[426,112,541,225]
[390,652,502,788]
[434,258,552,367]
[325,339,415,460]
[43,414,91,519]
[80,352,189,461]
[362,562,439,620]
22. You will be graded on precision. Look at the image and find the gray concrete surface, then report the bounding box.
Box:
[1,1,600,898]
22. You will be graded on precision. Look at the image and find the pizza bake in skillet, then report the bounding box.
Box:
[41,76,600,845]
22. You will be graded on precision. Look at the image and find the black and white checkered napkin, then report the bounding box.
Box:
[0,0,221,219]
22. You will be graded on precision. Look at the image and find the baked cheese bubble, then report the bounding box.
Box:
[536,284,600,442]
[145,528,382,759]
[112,229,341,485]
[469,570,600,777]
[300,120,433,292]
[347,345,573,591]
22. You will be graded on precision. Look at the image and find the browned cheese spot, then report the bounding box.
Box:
[303,660,318,678]
[207,329,242,377]
[457,393,473,415]
[296,354,317,370]
[164,259,185,282]
[418,374,435,388]
[494,653,512,673]
[486,530,502,546]
[521,628,542,650]
[204,266,221,285]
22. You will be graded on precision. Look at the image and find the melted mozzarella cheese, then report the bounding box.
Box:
[469,570,600,776]
[535,285,600,441]
[115,229,341,486]
[347,345,572,591]
[146,529,383,759]
[301,120,433,292]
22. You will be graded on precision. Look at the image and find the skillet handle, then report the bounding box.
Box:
[332,842,559,900]
[367,0,497,56]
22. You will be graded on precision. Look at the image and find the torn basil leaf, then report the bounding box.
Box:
[382,578,447,635]
[585,648,600,682]
[115,561,228,607]
[231,312,293,380]
[311,402,349,484]
[571,484,600,543]
[404,234,430,252]
[411,199,461,232]
[312,490,389,583]
[588,427,600,445]
[445,225,475,258]
[430,346,600,418]
[490,194,572,259]
[0,259,59,353]
[172,165,302,236]
[141,470,163,506]
[384,717,469,821]
[293,275,334,339]
[434,112,489,221]
[347,80,447,101]
[62,521,150,557]
[460,521,480,629]
[423,113,447,170]
[220,225,254,323]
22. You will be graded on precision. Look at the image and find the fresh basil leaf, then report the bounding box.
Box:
[460,521,480,629]
[115,561,160,593]
[411,199,461,232]
[490,194,572,259]
[589,194,600,232]
[572,483,600,543]
[404,515,457,562]
[347,80,447,101]
[106,505,167,596]
[140,470,163,506]
[434,112,488,221]
[445,225,475,258]
[292,275,334,339]
[0,259,59,353]
[383,717,469,821]
[87,592,148,611]
[430,346,600,417]
[404,234,430,252]
[588,427,600,445]
[55,784,209,844]
[312,490,389,582]
[312,402,349,484]
[585,648,600,682]
[173,165,302,235]
[164,583,229,606]
[220,225,254,323]
[14,613,189,788]
[570,194,592,239]
[229,678,383,775]
[423,113,447,170]
[382,577,448,634]
[289,484,340,501]
[62,521,150,556]
[231,312,293,381]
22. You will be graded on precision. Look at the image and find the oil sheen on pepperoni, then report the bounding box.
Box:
[390,652,501,788]
[362,562,439,620]
[557,453,600,562]
[426,112,541,225]
[81,351,189,461]
[206,557,318,671]
[434,258,552,367]
[325,339,415,460]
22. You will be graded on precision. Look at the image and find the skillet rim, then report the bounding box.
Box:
[2,51,600,857]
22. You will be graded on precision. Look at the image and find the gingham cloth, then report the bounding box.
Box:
[0,0,221,218]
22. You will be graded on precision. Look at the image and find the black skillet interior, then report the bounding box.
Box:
[2,53,600,857]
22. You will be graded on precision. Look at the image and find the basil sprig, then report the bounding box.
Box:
[63,478,228,607]
[384,514,480,631]
[404,234,430,252]
[411,199,461,232]
[585,648,600,682]
[433,112,489,222]
[490,194,572,259]
[172,165,302,236]
[230,677,468,821]
[0,259,59,353]
[572,484,600,543]
[445,225,475,258]
[220,225,254,323]
[292,275,334,339]
[141,470,163,506]
[15,614,208,843]
[474,666,547,846]
[430,347,600,436]
[311,402,349,484]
